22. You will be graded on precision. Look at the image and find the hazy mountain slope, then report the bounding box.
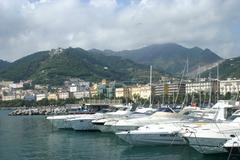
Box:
[202,56,240,79]
[93,43,223,75]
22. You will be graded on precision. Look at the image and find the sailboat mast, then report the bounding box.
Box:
[217,63,219,102]
[149,65,152,107]
[208,72,212,107]
[186,57,189,77]
[186,57,189,105]
[199,65,201,108]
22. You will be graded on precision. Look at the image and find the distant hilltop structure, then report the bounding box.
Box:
[49,48,63,56]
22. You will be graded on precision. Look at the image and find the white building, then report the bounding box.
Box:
[58,92,69,100]
[220,79,240,95]
[48,93,58,100]
[115,88,129,98]
[2,95,16,101]
[9,82,23,89]
[140,85,152,99]
[73,91,90,99]
[69,85,77,92]
[186,80,219,94]
[35,84,48,90]
[0,81,14,87]
[36,94,47,101]
[130,85,151,100]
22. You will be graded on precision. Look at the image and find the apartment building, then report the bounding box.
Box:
[220,79,240,95]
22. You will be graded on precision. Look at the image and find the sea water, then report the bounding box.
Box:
[0,110,236,160]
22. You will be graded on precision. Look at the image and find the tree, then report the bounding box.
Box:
[225,92,231,100]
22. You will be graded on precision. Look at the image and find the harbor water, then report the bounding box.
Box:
[0,110,237,160]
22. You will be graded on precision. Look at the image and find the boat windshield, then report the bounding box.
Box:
[225,108,239,119]
[157,107,174,113]
[186,110,204,118]
[227,110,240,121]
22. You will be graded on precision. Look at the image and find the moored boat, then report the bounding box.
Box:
[181,108,240,154]
[116,123,187,145]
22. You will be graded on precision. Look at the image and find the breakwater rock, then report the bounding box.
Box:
[7,104,108,116]
[8,106,69,116]
[7,103,119,116]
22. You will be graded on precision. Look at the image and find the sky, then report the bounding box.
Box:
[0,0,239,61]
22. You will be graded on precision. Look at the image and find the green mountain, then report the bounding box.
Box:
[0,48,164,85]
[93,43,222,75]
[0,44,223,85]
[202,56,240,79]
[0,60,11,71]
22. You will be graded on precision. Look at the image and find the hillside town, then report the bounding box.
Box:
[0,77,239,105]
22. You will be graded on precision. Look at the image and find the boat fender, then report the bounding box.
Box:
[230,135,236,138]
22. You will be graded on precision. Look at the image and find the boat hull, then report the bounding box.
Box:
[116,131,186,146]
[184,135,229,154]
[95,124,113,133]
[47,115,82,129]
[70,119,98,131]
[111,125,139,133]
[50,119,72,129]
[224,137,240,155]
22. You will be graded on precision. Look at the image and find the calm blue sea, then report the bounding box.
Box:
[0,110,236,160]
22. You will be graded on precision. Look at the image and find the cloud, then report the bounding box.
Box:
[89,0,117,8]
[0,0,239,61]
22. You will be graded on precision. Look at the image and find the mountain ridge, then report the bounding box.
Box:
[0,59,11,71]
[0,43,226,85]
[0,48,164,85]
[90,43,223,75]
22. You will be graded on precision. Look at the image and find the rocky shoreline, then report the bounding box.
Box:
[7,106,70,116]
[6,104,111,116]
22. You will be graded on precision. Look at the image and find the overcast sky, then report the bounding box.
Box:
[0,0,239,61]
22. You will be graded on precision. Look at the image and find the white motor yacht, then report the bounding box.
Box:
[92,107,157,132]
[46,114,84,129]
[112,106,198,133]
[116,122,187,145]
[115,110,211,146]
[181,108,240,154]
[68,105,133,131]
[92,118,122,132]
[67,113,104,131]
